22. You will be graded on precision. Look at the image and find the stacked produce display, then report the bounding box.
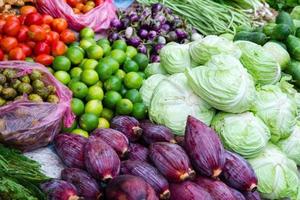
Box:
[1,0,300,199]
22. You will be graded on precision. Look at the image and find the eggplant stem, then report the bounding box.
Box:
[68,196,80,200]
[160,189,171,200]
[179,172,190,181]
[103,174,113,182]
[133,126,143,136]
[170,139,177,144]
[212,168,222,178]
[249,183,257,192]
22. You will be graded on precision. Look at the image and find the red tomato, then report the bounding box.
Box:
[34,41,50,55]
[0,19,6,34]
[25,12,43,25]
[95,0,104,6]
[20,6,37,16]
[28,25,46,42]
[49,31,60,41]
[0,49,4,61]
[9,47,26,60]
[67,0,81,7]
[75,3,85,11]
[26,41,36,49]
[51,40,67,56]
[17,26,29,42]
[41,24,51,33]
[18,15,27,25]
[51,18,68,33]
[42,14,54,25]
[0,37,18,52]
[18,43,32,56]
[60,29,76,44]
[35,54,54,65]
[5,16,19,22]
[3,19,21,37]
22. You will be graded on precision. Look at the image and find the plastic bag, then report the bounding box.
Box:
[114,0,134,9]
[35,0,117,32]
[0,61,74,152]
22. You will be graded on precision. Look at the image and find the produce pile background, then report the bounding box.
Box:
[1,0,300,200]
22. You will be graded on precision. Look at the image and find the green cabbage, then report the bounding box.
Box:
[185,54,256,113]
[263,41,291,70]
[149,73,215,135]
[160,42,191,74]
[291,6,300,20]
[235,40,281,85]
[251,84,298,143]
[278,123,300,165]
[139,74,166,108]
[189,35,241,65]
[211,112,270,158]
[144,63,168,78]
[248,143,299,199]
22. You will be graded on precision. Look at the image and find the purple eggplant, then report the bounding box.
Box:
[40,179,79,200]
[111,116,143,142]
[194,177,236,200]
[128,36,142,47]
[149,142,195,182]
[221,151,257,192]
[54,133,87,169]
[106,175,159,200]
[185,116,225,178]
[91,128,129,158]
[110,18,123,30]
[128,143,149,162]
[170,181,213,200]
[84,137,120,181]
[140,121,176,144]
[150,55,160,63]
[152,3,163,13]
[175,29,188,40]
[108,32,119,42]
[139,29,149,39]
[125,27,134,39]
[61,168,102,200]
[229,188,246,200]
[153,44,164,54]
[121,160,170,199]
[243,191,261,200]
[138,44,148,54]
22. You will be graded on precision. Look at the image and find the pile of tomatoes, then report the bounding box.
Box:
[65,0,104,14]
[0,6,76,65]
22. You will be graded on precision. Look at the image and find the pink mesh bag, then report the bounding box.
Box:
[0,61,74,152]
[35,0,117,32]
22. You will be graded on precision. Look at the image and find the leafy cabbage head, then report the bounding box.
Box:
[235,40,281,85]
[248,143,299,199]
[144,62,168,78]
[160,42,191,74]
[263,41,291,70]
[211,112,271,158]
[139,74,166,108]
[189,35,241,65]
[185,54,256,113]
[251,84,297,143]
[149,73,215,135]
[277,123,300,165]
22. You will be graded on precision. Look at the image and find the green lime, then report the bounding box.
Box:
[71,98,85,116]
[68,77,80,88]
[100,108,114,121]
[81,69,99,86]
[124,57,131,63]
[132,102,147,119]
[54,71,71,85]
[71,128,89,138]
[85,100,103,117]
[69,41,80,47]
[53,56,71,71]
[86,85,104,101]
[79,113,99,131]
[120,85,127,96]
[82,59,98,70]
[103,91,122,109]
[62,120,78,133]
[70,81,89,99]
[126,46,138,58]
[97,38,110,46]
[25,57,34,62]
[98,118,110,128]
[124,60,139,72]
[116,98,133,115]
[66,47,84,65]
[95,61,113,81]
[80,39,94,50]
[104,76,122,91]
[110,49,126,65]
[99,44,111,57]
[137,72,146,79]
[133,53,149,71]
[102,57,119,73]
[95,81,103,88]
[124,72,143,89]
[115,69,126,80]
[86,45,103,60]
[70,67,83,79]
[112,39,127,51]
[47,67,54,74]
[78,58,87,68]
[80,27,95,39]
[125,89,142,103]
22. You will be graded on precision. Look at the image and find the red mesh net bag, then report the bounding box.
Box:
[35,0,117,32]
[0,61,74,152]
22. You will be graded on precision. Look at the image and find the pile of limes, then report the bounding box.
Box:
[51,27,149,137]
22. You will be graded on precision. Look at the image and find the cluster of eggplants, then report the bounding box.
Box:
[108,3,194,62]
[40,179,79,200]
[52,115,260,200]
